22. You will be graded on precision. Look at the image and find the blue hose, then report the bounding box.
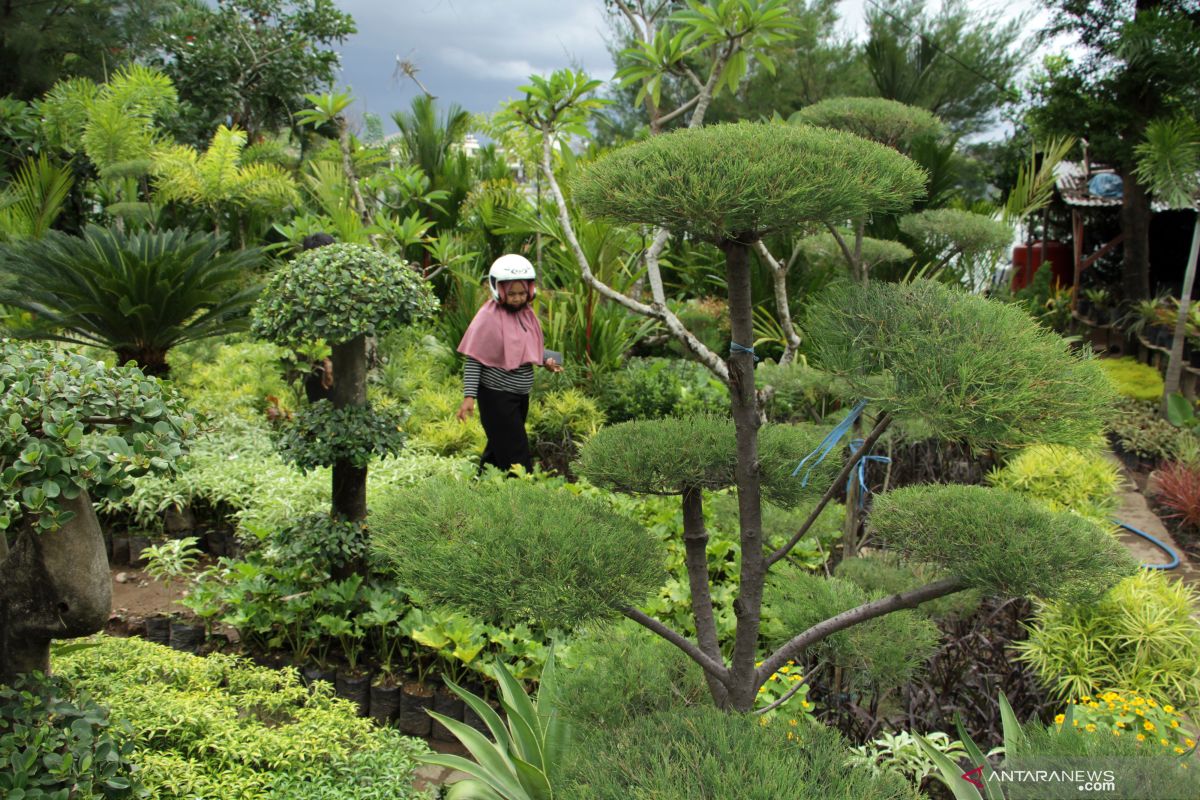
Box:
[1113,520,1181,570]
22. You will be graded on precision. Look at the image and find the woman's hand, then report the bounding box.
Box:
[544,357,563,373]
[456,397,475,421]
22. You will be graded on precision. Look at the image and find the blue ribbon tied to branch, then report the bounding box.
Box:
[791,399,869,487]
[846,437,890,510]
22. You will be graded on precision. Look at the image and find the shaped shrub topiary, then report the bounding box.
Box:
[251,242,438,541]
[371,479,665,629]
[789,97,944,150]
[0,341,193,681]
[251,242,438,348]
[805,280,1115,449]
[869,484,1135,604]
[574,415,840,508]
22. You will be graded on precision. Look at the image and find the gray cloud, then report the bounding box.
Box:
[333,0,617,128]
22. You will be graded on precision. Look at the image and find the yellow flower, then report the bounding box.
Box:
[1144,721,1155,731]
[1164,705,1175,714]
[1073,720,1080,727]
[1085,724,1097,732]
[789,719,798,727]
[1113,730,1121,736]
[1116,721,1126,728]
[1137,734,1146,742]
[1176,747,1186,754]
[787,731,795,741]
[1055,714,1065,725]
[1171,720,1180,728]
[1186,738,1196,748]
[1161,738,1170,746]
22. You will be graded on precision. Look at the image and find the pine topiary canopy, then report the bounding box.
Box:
[571,121,927,242]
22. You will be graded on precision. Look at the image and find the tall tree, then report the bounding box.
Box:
[864,0,1025,136]
[1026,0,1200,300]
[152,0,355,143]
[0,0,175,100]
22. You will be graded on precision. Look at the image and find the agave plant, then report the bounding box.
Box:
[424,648,569,800]
[0,225,263,374]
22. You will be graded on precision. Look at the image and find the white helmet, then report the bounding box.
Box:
[488,254,537,302]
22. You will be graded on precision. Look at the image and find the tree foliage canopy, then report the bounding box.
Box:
[574,415,841,508]
[252,243,439,347]
[0,341,193,533]
[572,121,927,242]
[805,280,1114,448]
[789,96,943,150]
[870,484,1135,604]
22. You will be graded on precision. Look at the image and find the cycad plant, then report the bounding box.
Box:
[0,225,263,374]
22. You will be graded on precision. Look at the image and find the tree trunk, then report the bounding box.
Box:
[1121,172,1153,301]
[0,493,110,684]
[681,486,729,706]
[330,335,368,578]
[1161,214,1200,415]
[721,237,767,713]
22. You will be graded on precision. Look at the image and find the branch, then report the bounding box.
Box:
[538,126,729,383]
[824,222,858,278]
[765,412,893,567]
[752,661,823,716]
[621,606,729,681]
[611,0,646,39]
[752,240,802,365]
[654,93,700,127]
[756,577,970,682]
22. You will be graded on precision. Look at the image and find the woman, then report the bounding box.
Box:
[456,254,562,473]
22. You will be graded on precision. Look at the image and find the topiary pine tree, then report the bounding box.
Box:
[372,122,1134,716]
[0,342,194,682]
[252,243,437,575]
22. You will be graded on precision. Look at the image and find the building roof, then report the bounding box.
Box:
[1053,161,1187,212]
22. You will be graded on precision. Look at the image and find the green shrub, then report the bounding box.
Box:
[1013,569,1200,710]
[986,444,1121,523]
[528,387,605,451]
[371,479,666,629]
[107,417,472,537]
[0,671,142,799]
[764,567,941,693]
[555,621,709,730]
[870,485,1135,604]
[168,338,294,420]
[1109,396,1197,464]
[598,357,686,422]
[834,554,980,622]
[1098,356,1164,402]
[672,297,729,356]
[53,636,432,799]
[562,706,918,800]
[273,400,406,472]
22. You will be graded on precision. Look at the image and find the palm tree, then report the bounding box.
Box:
[0,225,264,375]
[390,95,473,233]
[1134,117,1200,415]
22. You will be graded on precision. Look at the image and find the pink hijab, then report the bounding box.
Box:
[457,280,544,370]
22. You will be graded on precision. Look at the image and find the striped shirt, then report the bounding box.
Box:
[463,356,534,397]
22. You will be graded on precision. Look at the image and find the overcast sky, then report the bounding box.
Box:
[332,0,1050,133]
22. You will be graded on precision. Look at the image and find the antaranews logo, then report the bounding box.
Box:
[961,763,1118,795]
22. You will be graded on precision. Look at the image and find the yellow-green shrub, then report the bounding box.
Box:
[169,339,295,420]
[54,635,432,799]
[1013,570,1200,711]
[529,387,605,449]
[987,444,1121,525]
[1097,357,1164,402]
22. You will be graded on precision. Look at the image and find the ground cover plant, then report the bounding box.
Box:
[53,635,432,799]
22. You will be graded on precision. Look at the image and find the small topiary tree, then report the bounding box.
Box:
[251,243,437,574]
[373,121,1134,718]
[0,341,194,682]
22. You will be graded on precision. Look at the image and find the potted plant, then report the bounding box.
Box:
[321,615,370,716]
[360,589,405,725]
[1081,287,1111,323]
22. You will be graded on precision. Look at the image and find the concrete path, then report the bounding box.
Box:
[1110,458,1200,598]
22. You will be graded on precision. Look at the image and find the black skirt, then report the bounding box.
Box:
[476,384,532,474]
